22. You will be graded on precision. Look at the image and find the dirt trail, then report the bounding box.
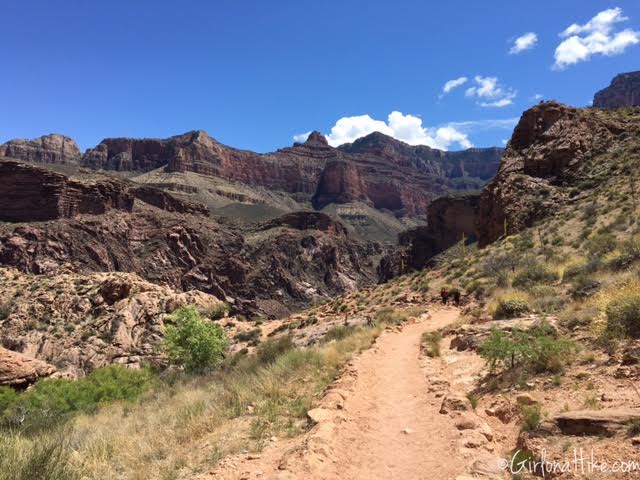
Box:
[210,308,505,480]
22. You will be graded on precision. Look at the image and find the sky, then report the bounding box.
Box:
[1,1,639,152]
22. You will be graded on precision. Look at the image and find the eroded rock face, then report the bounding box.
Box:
[130,185,209,216]
[312,159,370,209]
[0,134,81,165]
[0,268,222,376]
[259,211,348,236]
[378,192,480,280]
[0,161,134,222]
[593,71,640,109]
[0,346,57,387]
[477,102,619,246]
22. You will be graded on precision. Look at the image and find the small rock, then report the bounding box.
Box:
[632,436,640,446]
[401,427,414,434]
[440,393,469,414]
[516,393,539,406]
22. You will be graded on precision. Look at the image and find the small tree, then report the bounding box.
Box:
[163,306,227,372]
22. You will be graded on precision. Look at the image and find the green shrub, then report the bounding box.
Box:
[512,262,559,288]
[606,292,640,338]
[494,298,531,320]
[479,324,576,374]
[1,365,155,430]
[466,392,478,410]
[521,404,542,431]
[163,306,228,372]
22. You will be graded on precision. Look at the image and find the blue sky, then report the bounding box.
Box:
[1,1,639,152]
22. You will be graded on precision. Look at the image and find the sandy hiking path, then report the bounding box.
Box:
[208,308,501,480]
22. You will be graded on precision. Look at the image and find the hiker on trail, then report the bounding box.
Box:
[440,287,449,305]
[452,289,461,306]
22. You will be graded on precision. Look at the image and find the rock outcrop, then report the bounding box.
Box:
[0,268,222,376]
[259,211,348,236]
[130,185,209,216]
[0,346,57,387]
[593,71,640,109]
[0,134,81,165]
[477,101,621,246]
[0,161,209,222]
[378,192,480,280]
[0,161,134,222]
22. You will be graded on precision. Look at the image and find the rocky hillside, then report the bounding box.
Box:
[593,71,640,109]
[376,99,640,281]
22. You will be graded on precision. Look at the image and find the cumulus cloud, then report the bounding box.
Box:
[509,32,538,54]
[554,7,639,69]
[294,112,473,150]
[441,76,468,95]
[293,131,312,143]
[465,76,517,107]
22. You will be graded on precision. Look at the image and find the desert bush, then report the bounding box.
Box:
[322,325,356,343]
[585,232,617,257]
[421,331,442,358]
[0,301,12,321]
[256,335,295,365]
[163,306,228,372]
[479,323,576,374]
[233,328,261,345]
[521,404,542,431]
[493,294,531,320]
[512,262,559,289]
[203,302,230,320]
[605,290,640,338]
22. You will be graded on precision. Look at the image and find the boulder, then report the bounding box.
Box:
[0,347,56,387]
[552,408,640,437]
[440,393,470,414]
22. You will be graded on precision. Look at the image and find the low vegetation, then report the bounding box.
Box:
[163,306,228,373]
[479,322,577,375]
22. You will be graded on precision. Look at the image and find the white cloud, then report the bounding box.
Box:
[293,131,312,143]
[532,93,544,100]
[293,111,474,150]
[446,118,519,133]
[554,7,640,69]
[465,76,517,107]
[441,76,468,95]
[509,32,538,54]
